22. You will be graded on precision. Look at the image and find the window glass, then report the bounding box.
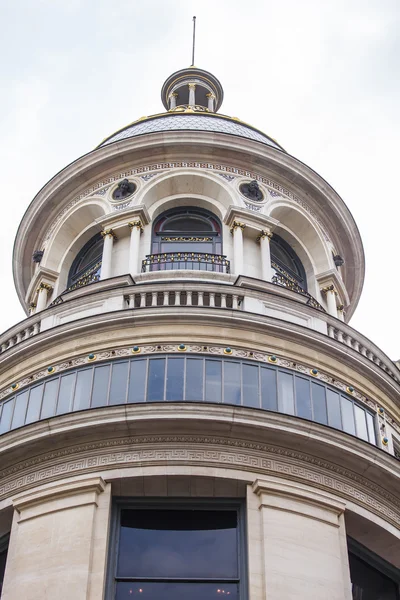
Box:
[277,372,295,415]
[91,365,110,408]
[354,405,368,441]
[0,541,8,597]
[242,364,259,408]
[366,413,376,444]
[116,582,239,600]
[295,377,312,420]
[205,360,222,403]
[25,385,43,424]
[147,359,166,401]
[326,390,342,430]
[311,382,327,425]
[341,397,356,435]
[109,362,129,405]
[349,552,398,600]
[128,360,147,403]
[223,361,241,405]
[11,391,29,429]
[41,379,59,419]
[185,359,204,401]
[260,367,277,411]
[73,369,92,411]
[0,400,14,434]
[117,509,238,579]
[166,358,184,401]
[56,373,76,415]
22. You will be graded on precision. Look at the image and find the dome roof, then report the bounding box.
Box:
[98,112,285,151]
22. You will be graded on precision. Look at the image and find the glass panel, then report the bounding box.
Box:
[162,216,213,232]
[91,366,110,408]
[223,361,241,405]
[349,552,398,600]
[56,373,76,415]
[260,367,277,411]
[354,405,368,441]
[326,390,342,430]
[25,385,44,424]
[116,582,239,600]
[205,360,222,403]
[128,360,146,403]
[341,397,356,435]
[295,377,312,420]
[166,358,184,401]
[277,372,295,415]
[366,413,376,444]
[41,379,59,419]
[117,509,237,578]
[11,391,28,429]
[147,359,166,401]
[0,400,14,434]
[109,362,129,405]
[242,363,259,408]
[185,358,204,401]
[311,382,327,425]
[161,242,214,253]
[73,369,92,411]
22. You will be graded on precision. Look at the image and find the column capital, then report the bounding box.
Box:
[101,228,117,240]
[188,82,196,90]
[257,229,273,242]
[230,221,246,234]
[169,92,178,98]
[206,92,216,99]
[337,304,345,312]
[37,282,53,293]
[128,220,144,233]
[321,284,336,294]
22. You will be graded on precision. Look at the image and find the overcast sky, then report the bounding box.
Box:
[0,0,398,360]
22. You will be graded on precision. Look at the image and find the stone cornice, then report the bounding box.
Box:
[95,204,150,230]
[224,205,279,233]
[0,407,398,529]
[25,266,59,304]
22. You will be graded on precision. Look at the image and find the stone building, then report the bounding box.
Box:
[0,65,399,599]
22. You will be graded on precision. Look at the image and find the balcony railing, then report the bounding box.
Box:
[142,252,230,273]
[271,262,324,312]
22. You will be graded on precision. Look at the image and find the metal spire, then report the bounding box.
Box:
[191,16,196,66]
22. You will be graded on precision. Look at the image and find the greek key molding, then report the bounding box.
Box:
[0,435,398,528]
[43,162,331,243]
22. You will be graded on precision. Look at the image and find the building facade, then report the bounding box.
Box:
[0,66,399,599]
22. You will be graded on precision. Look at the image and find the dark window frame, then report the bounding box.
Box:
[270,234,307,290]
[106,499,247,600]
[67,232,103,288]
[0,533,10,597]
[348,537,400,599]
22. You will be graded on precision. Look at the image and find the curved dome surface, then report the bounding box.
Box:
[99,113,284,150]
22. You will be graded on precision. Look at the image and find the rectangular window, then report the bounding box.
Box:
[11,391,29,429]
[260,367,277,411]
[224,361,241,405]
[242,364,259,408]
[295,376,312,420]
[166,358,184,401]
[25,384,44,424]
[91,365,111,408]
[205,360,222,403]
[185,358,204,401]
[277,371,295,415]
[147,359,166,401]
[109,362,129,405]
[128,360,146,403]
[110,503,243,600]
[56,373,76,415]
[41,378,59,419]
[73,368,93,411]
[311,382,328,425]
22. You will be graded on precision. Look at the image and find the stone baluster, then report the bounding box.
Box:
[163,291,169,306]
[198,291,204,306]
[209,293,215,307]
[174,291,180,305]
[151,292,158,307]
[221,294,227,308]
[186,291,192,306]
[100,229,117,280]
[230,221,246,276]
[140,292,146,308]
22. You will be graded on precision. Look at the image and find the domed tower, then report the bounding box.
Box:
[1,65,399,600]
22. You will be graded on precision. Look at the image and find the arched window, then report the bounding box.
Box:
[67,232,103,290]
[270,235,307,290]
[144,208,229,272]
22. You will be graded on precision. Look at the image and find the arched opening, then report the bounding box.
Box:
[270,234,307,290]
[67,232,103,290]
[143,207,229,273]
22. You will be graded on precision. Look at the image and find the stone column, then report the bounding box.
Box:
[188,83,196,106]
[230,221,246,276]
[128,220,143,276]
[257,230,273,282]
[250,478,352,600]
[100,229,116,280]
[36,282,53,312]
[206,93,215,111]
[169,92,178,109]
[2,476,111,600]
[322,285,338,317]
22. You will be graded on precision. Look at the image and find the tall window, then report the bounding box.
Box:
[270,234,307,290]
[0,535,9,597]
[348,539,400,600]
[67,232,103,290]
[109,502,244,599]
[145,208,229,272]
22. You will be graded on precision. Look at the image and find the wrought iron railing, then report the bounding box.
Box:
[271,262,325,311]
[142,252,230,273]
[49,262,102,306]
